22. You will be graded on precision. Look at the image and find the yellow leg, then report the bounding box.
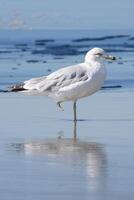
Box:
[73,101,77,121]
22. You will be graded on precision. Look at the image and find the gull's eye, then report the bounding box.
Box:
[95,53,103,56]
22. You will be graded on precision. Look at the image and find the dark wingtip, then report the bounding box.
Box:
[9,84,26,92]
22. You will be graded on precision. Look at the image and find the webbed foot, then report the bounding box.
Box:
[57,102,64,111]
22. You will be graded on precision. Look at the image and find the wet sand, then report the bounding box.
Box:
[0,90,134,200]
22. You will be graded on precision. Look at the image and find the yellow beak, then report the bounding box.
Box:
[105,55,116,60]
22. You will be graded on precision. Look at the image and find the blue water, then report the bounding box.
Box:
[0,29,134,200]
[0,29,134,91]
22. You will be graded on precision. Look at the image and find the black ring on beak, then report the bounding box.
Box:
[105,55,116,60]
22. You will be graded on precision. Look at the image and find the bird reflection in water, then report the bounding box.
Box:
[10,121,107,193]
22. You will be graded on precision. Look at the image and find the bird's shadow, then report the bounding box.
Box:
[61,118,89,122]
[60,118,134,122]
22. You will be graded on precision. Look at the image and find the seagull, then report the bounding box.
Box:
[10,47,116,121]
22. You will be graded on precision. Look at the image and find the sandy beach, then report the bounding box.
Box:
[0,90,134,200]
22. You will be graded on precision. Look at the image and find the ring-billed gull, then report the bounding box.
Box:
[10,47,116,121]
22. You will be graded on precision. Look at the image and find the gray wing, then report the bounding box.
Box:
[24,63,88,92]
[24,76,46,90]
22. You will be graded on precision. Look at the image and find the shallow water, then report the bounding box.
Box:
[0,91,134,200]
[0,29,134,91]
[0,30,134,199]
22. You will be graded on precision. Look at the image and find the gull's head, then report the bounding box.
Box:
[85,47,116,63]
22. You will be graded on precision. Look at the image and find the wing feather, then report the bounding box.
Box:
[24,76,46,90]
[23,63,89,93]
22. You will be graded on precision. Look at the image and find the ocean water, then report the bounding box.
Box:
[0,29,134,90]
[0,29,134,200]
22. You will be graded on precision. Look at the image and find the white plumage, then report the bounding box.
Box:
[13,47,116,121]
